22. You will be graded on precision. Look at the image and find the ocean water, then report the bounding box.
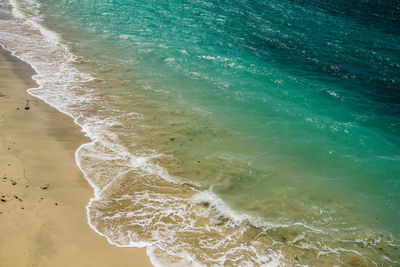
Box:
[1,0,399,265]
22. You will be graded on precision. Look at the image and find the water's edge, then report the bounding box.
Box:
[2,0,399,265]
[0,10,163,267]
[1,2,269,265]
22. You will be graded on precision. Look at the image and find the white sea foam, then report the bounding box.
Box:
[193,189,262,227]
[2,1,396,266]
[0,1,286,265]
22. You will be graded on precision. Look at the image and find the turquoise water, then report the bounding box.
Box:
[2,0,400,265]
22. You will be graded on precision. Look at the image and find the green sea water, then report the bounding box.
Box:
[1,0,399,265]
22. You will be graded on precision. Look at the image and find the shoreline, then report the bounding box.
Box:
[0,47,153,266]
[1,0,398,265]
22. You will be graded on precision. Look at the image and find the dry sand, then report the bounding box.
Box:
[0,48,153,266]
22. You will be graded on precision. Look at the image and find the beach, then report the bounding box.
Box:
[0,0,398,265]
[0,48,152,266]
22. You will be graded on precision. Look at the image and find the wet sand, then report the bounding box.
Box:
[0,47,153,266]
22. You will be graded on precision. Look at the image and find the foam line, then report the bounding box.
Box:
[5,1,392,266]
[0,1,326,265]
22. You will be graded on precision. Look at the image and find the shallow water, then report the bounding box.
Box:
[1,0,399,265]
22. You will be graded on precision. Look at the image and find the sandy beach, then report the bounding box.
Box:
[0,48,152,266]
